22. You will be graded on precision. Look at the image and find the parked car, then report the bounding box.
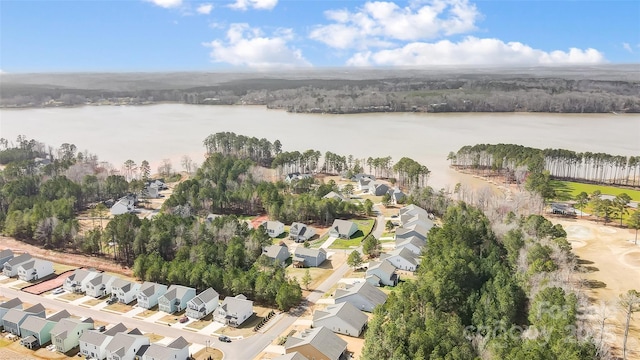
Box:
[179,316,189,323]
[218,335,231,343]
[106,297,117,305]
[53,288,65,295]
[97,325,106,332]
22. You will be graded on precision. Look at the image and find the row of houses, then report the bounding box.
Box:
[278,281,389,360]
[1,250,54,282]
[262,243,327,268]
[352,174,406,204]
[63,268,254,326]
[0,297,189,360]
[259,218,359,242]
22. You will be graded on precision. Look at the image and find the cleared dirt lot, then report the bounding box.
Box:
[552,217,640,359]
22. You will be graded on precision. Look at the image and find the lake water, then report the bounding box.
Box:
[1,105,639,190]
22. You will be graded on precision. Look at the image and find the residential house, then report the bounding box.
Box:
[380,247,419,271]
[3,253,33,277]
[357,178,372,192]
[110,278,141,304]
[17,258,54,281]
[368,182,389,196]
[262,244,290,266]
[395,236,426,256]
[329,219,358,239]
[19,316,57,349]
[105,329,150,360]
[312,302,368,337]
[293,247,327,268]
[366,260,398,287]
[322,191,348,202]
[158,285,196,314]
[47,310,72,322]
[185,288,219,319]
[2,303,46,336]
[334,281,388,312]
[388,188,406,205]
[0,249,14,268]
[273,353,309,360]
[261,220,285,238]
[284,326,348,360]
[141,336,189,360]
[64,269,100,293]
[51,317,94,353]
[79,323,127,360]
[289,222,316,242]
[214,294,253,327]
[86,274,116,298]
[0,297,22,326]
[110,195,136,216]
[285,173,312,183]
[136,282,168,309]
[399,204,429,219]
[394,225,429,242]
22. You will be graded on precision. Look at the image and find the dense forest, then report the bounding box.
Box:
[2,66,639,113]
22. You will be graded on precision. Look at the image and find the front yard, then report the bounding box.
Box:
[216,306,273,338]
[330,219,376,249]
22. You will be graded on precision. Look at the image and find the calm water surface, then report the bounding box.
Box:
[1,105,639,190]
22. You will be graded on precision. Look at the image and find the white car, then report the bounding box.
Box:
[53,288,65,295]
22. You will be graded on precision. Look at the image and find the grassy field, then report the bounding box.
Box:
[330,219,375,249]
[552,180,640,201]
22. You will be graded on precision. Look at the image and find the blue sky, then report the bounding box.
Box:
[1,0,639,72]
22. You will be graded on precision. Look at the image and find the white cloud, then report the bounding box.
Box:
[204,23,311,68]
[145,0,183,8]
[228,0,278,11]
[346,37,606,66]
[310,0,480,49]
[197,3,213,14]
[622,42,633,53]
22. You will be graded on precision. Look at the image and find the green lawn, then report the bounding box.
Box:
[552,180,640,202]
[330,219,376,249]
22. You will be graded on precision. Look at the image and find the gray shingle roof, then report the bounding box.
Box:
[162,285,195,302]
[0,297,22,310]
[20,316,52,334]
[69,269,99,283]
[51,318,92,338]
[331,219,357,236]
[139,282,166,297]
[312,302,367,332]
[284,326,347,360]
[105,331,148,355]
[168,336,189,349]
[335,281,387,307]
[103,323,127,336]
[111,278,133,292]
[47,310,71,322]
[190,288,219,306]
[382,247,418,266]
[294,247,326,258]
[0,249,13,259]
[80,329,109,347]
[219,294,252,314]
[273,352,309,360]
[5,253,32,267]
[368,259,397,276]
[263,244,288,259]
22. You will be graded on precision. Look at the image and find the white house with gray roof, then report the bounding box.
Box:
[395,236,426,256]
[51,317,94,353]
[3,253,32,277]
[64,269,100,293]
[262,244,290,267]
[0,297,22,325]
[322,191,348,202]
[0,249,14,268]
[2,303,46,336]
[334,281,387,313]
[79,323,127,360]
[289,222,316,242]
[158,285,196,314]
[368,181,390,196]
[136,282,168,309]
[86,274,116,298]
[215,294,253,327]
[366,259,398,286]
[329,219,358,239]
[312,302,368,337]
[284,326,347,360]
[17,258,53,281]
[293,247,327,268]
[141,336,189,360]
[261,220,285,238]
[380,247,419,271]
[186,287,219,319]
[105,329,150,360]
[20,316,57,349]
[110,278,141,304]
[394,225,429,242]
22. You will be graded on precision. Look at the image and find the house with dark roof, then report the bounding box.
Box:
[214,294,253,327]
[388,188,406,205]
[17,258,54,281]
[329,219,358,239]
[366,259,398,287]
[105,329,150,360]
[3,253,33,277]
[262,244,290,267]
[19,316,57,349]
[141,336,189,360]
[186,288,219,319]
[79,323,127,360]
[293,247,327,268]
[0,297,22,325]
[2,303,46,335]
[51,317,94,353]
[158,285,196,314]
[136,282,168,310]
[289,223,316,242]
[86,274,116,298]
[64,269,100,293]
[47,310,72,322]
[368,181,390,196]
[357,178,372,192]
[380,247,419,271]
[334,281,387,312]
[0,249,14,268]
[284,326,348,360]
[110,278,141,304]
[312,302,368,337]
